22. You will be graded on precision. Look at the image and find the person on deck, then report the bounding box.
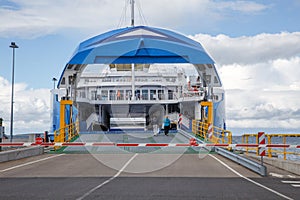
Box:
[163,116,171,136]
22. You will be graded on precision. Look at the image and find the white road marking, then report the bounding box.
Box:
[0,154,65,173]
[77,153,138,200]
[269,172,284,178]
[291,184,300,188]
[282,181,300,184]
[209,154,294,200]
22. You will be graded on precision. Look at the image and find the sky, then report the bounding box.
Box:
[0,0,300,135]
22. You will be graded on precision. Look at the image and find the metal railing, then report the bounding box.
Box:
[242,133,300,160]
[192,120,232,145]
[54,121,79,144]
[76,88,205,102]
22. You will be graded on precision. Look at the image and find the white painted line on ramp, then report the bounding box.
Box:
[0,154,65,173]
[291,184,300,188]
[209,154,294,200]
[269,172,284,178]
[282,181,300,184]
[77,153,138,200]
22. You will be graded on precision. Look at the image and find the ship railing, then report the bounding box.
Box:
[80,77,174,84]
[242,133,300,160]
[192,119,232,146]
[76,91,187,102]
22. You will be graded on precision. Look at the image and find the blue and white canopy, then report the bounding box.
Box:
[58,26,220,88]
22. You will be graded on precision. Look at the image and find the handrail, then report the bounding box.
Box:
[242,133,300,160]
[192,120,232,146]
[54,121,79,144]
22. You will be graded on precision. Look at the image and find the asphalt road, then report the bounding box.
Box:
[0,152,299,200]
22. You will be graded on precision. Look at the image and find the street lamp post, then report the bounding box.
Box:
[9,42,18,142]
[52,77,57,89]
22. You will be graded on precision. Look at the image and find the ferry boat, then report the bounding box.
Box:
[51,2,225,133]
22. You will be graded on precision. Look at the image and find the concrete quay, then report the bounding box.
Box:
[0,146,44,163]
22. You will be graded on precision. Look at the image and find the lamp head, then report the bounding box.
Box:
[10,42,19,48]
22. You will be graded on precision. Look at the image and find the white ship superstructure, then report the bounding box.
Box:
[52,2,225,132]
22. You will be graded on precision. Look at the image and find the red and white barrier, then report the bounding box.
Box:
[178,114,182,128]
[0,142,299,148]
[207,123,213,139]
[258,132,266,156]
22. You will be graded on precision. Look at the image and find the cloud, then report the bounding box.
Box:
[0,0,269,38]
[0,76,50,134]
[226,89,300,129]
[213,0,269,13]
[191,32,300,65]
[191,33,300,133]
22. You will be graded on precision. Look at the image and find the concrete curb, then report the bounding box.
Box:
[246,154,300,175]
[0,146,44,163]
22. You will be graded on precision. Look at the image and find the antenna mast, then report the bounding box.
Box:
[130,0,135,26]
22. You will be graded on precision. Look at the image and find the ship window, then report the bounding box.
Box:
[68,76,73,85]
[91,90,97,100]
[117,90,124,100]
[67,65,74,69]
[168,90,174,100]
[109,90,116,100]
[214,76,219,84]
[101,90,108,100]
[142,90,148,100]
[80,91,86,98]
[125,90,132,100]
[205,75,211,84]
[158,90,164,100]
[61,77,65,85]
[109,64,150,71]
[150,90,156,100]
[135,90,141,100]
